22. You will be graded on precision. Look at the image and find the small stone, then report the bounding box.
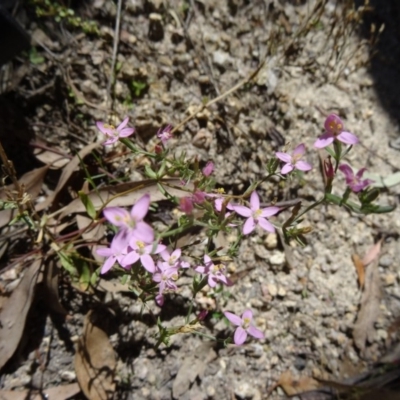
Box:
[377,329,388,340]
[254,244,270,260]
[234,381,255,399]
[270,252,285,265]
[267,283,278,297]
[385,273,396,286]
[60,370,76,382]
[277,286,287,297]
[141,387,151,397]
[212,50,232,68]
[206,386,216,397]
[379,254,393,268]
[147,373,156,384]
[264,233,278,249]
[270,355,279,366]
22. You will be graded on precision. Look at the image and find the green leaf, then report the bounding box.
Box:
[364,172,400,188]
[58,251,77,275]
[29,47,45,65]
[78,191,97,219]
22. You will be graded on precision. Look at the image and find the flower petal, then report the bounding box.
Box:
[292,143,306,156]
[248,325,265,340]
[314,132,334,148]
[141,254,155,273]
[242,309,253,320]
[324,114,343,133]
[275,152,291,163]
[232,205,252,217]
[260,206,280,218]
[101,256,116,274]
[337,131,359,145]
[243,217,256,235]
[135,222,154,243]
[122,251,140,266]
[117,117,129,131]
[258,217,275,233]
[250,191,260,210]
[103,207,130,227]
[131,194,150,220]
[295,160,312,171]
[234,327,247,345]
[224,311,242,326]
[119,127,135,137]
[338,164,354,180]
[281,163,294,174]
[356,167,367,179]
[96,247,113,257]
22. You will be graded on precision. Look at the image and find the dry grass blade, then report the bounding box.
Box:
[43,257,67,315]
[0,258,42,370]
[0,383,80,399]
[36,142,100,211]
[353,258,381,354]
[351,253,365,289]
[59,178,192,218]
[74,310,116,400]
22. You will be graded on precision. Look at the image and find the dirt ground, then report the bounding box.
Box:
[1,0,400,399]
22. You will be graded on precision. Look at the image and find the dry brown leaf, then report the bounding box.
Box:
[96,279,130,293]
[59,179,192,219]
[36,142,100,211]
[352,253,365,289]
[74,310,116,400]
[76,215,106,262]
[277,370,320,396]
[0,383,80,400]
[353,259,381,353]
[33,146,70,169]
[0,258,42,370]
[362,239,383,267]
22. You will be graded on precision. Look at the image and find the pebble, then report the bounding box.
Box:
[234,381,255,399]
[60,370,76,382]
[379,254,393,268]
[385,273,396,286]
[270,252,285,265]
[254,244,270,260]
[264,233,278,249]
[278,286,287,297]
[267,283,278,297]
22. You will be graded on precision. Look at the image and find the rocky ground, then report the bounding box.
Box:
[1,0,400,399]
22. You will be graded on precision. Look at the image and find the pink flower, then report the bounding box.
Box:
[338,164,374,192]
[96,230,129,274]
[194,255,232,288]
[179,196,194,214]
[275,143,312,174]
[160,248,190,269]
[192,190,207,204]
[103,194,154,244]
[232,191,279,235]
[153,261,179,305]
[157,124,173,144]
[224,309,265,345]
[122,239,166,273]
[96,117,135,145]
[202,161,214,177]
[314,114,359,149]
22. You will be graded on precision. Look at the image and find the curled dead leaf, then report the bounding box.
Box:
[74,310,116,400]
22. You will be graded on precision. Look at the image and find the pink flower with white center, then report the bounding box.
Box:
[160,248,190,269]
[122,239,166,273]
[232,191,280,235]
[153,261,179,306]
[224,309,265,346]
[202,161,214,177]
[96,230,129,274]
[275,143,312,174]
[338,164,374,193]
[103,194,154,244]
[314,114,359,149]
[157,124,173,144]
[96,117,135,145]
[194,255,232,288]
[179,196,194,215]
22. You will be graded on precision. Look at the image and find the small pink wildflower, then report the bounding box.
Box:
[338,164,374,192]
[192,190,206,204]
[153,261,179,305]
[275,143,312,174]
[314,114,359,149]
[202,161,214,177]
[122,239,166,273]
[160,248,190,269]
[232,191,279,235]
[157,124,173,144]
[96,230,129,274]
[179,196,194,214]
[194,255,232,288]
[103,194,154,244]
[96,117,135,145]
[224,309,265,346]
